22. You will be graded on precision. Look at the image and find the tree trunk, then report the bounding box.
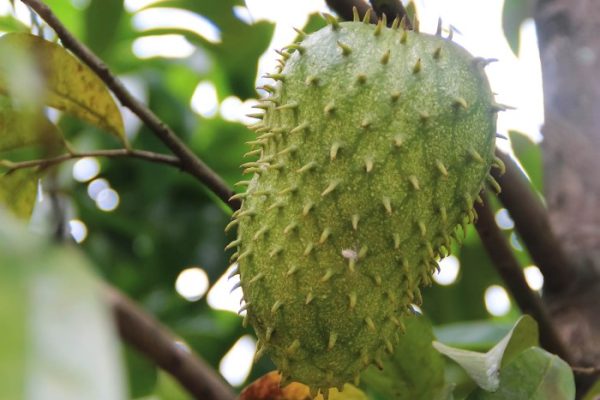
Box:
[534,0,600,379]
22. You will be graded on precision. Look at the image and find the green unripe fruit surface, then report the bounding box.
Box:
[229,18,502,396]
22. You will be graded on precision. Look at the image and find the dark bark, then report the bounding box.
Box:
[325,0,377,23]
[368,0,411,27]
[474,196,572,363]
[534,0,600,389]
[492,150,573,295]
[105,287,236,400]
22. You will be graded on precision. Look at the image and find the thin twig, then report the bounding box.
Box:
[572,365,600,376]
[368,0,412,28]
[493,150,573,296]
[325,0,377,23]
[20,0,240,211]
[104,286,236,400]
[474,194,573,364]
[571,366,600,380]
[1,148,181,173]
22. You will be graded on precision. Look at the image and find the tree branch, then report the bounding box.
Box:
[1,148,181,173]
[104,286,236,400]
[325,0,377,23]
[20,0,240,211]
[493,150,573,296]
[474,194,573,364]
[369,0,412,27]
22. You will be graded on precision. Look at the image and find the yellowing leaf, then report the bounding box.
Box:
[0,99,62,219]
[0,169,38,219]
[240,371,368,400]
[0,33,125,142]
[0,101,60,151]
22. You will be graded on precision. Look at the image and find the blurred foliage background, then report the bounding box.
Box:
[0,0,569,399]
[38,0,277,396]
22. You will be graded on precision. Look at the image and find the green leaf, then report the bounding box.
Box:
[0,211,127,399]
[42,0,85,38]
[502,0,534,56]
[0,33,125,142]
[433,316,539,391]
[498,315,539,367]
[509,130,542,192]
[0,15,30,33]
[361,316,446,400]
[153,371,192,400]
[467,347,575,400]
[299,13,328,38]
[209,21,276,99]
[144,1,274,99]
[434,320,514,351]
[124,345,158,398]
[582,378,600,400]
[84,0,124,56]
[146,0,243,29]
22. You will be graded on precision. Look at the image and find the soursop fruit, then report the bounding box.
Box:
[227,13,504,396]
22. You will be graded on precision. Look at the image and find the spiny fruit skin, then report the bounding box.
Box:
[230,18,501,395]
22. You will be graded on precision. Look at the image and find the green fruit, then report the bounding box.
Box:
[228,15,503,396]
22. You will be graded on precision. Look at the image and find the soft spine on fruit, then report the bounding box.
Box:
[227,11,505,398]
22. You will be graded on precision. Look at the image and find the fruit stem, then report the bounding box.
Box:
[368,0,413,29]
